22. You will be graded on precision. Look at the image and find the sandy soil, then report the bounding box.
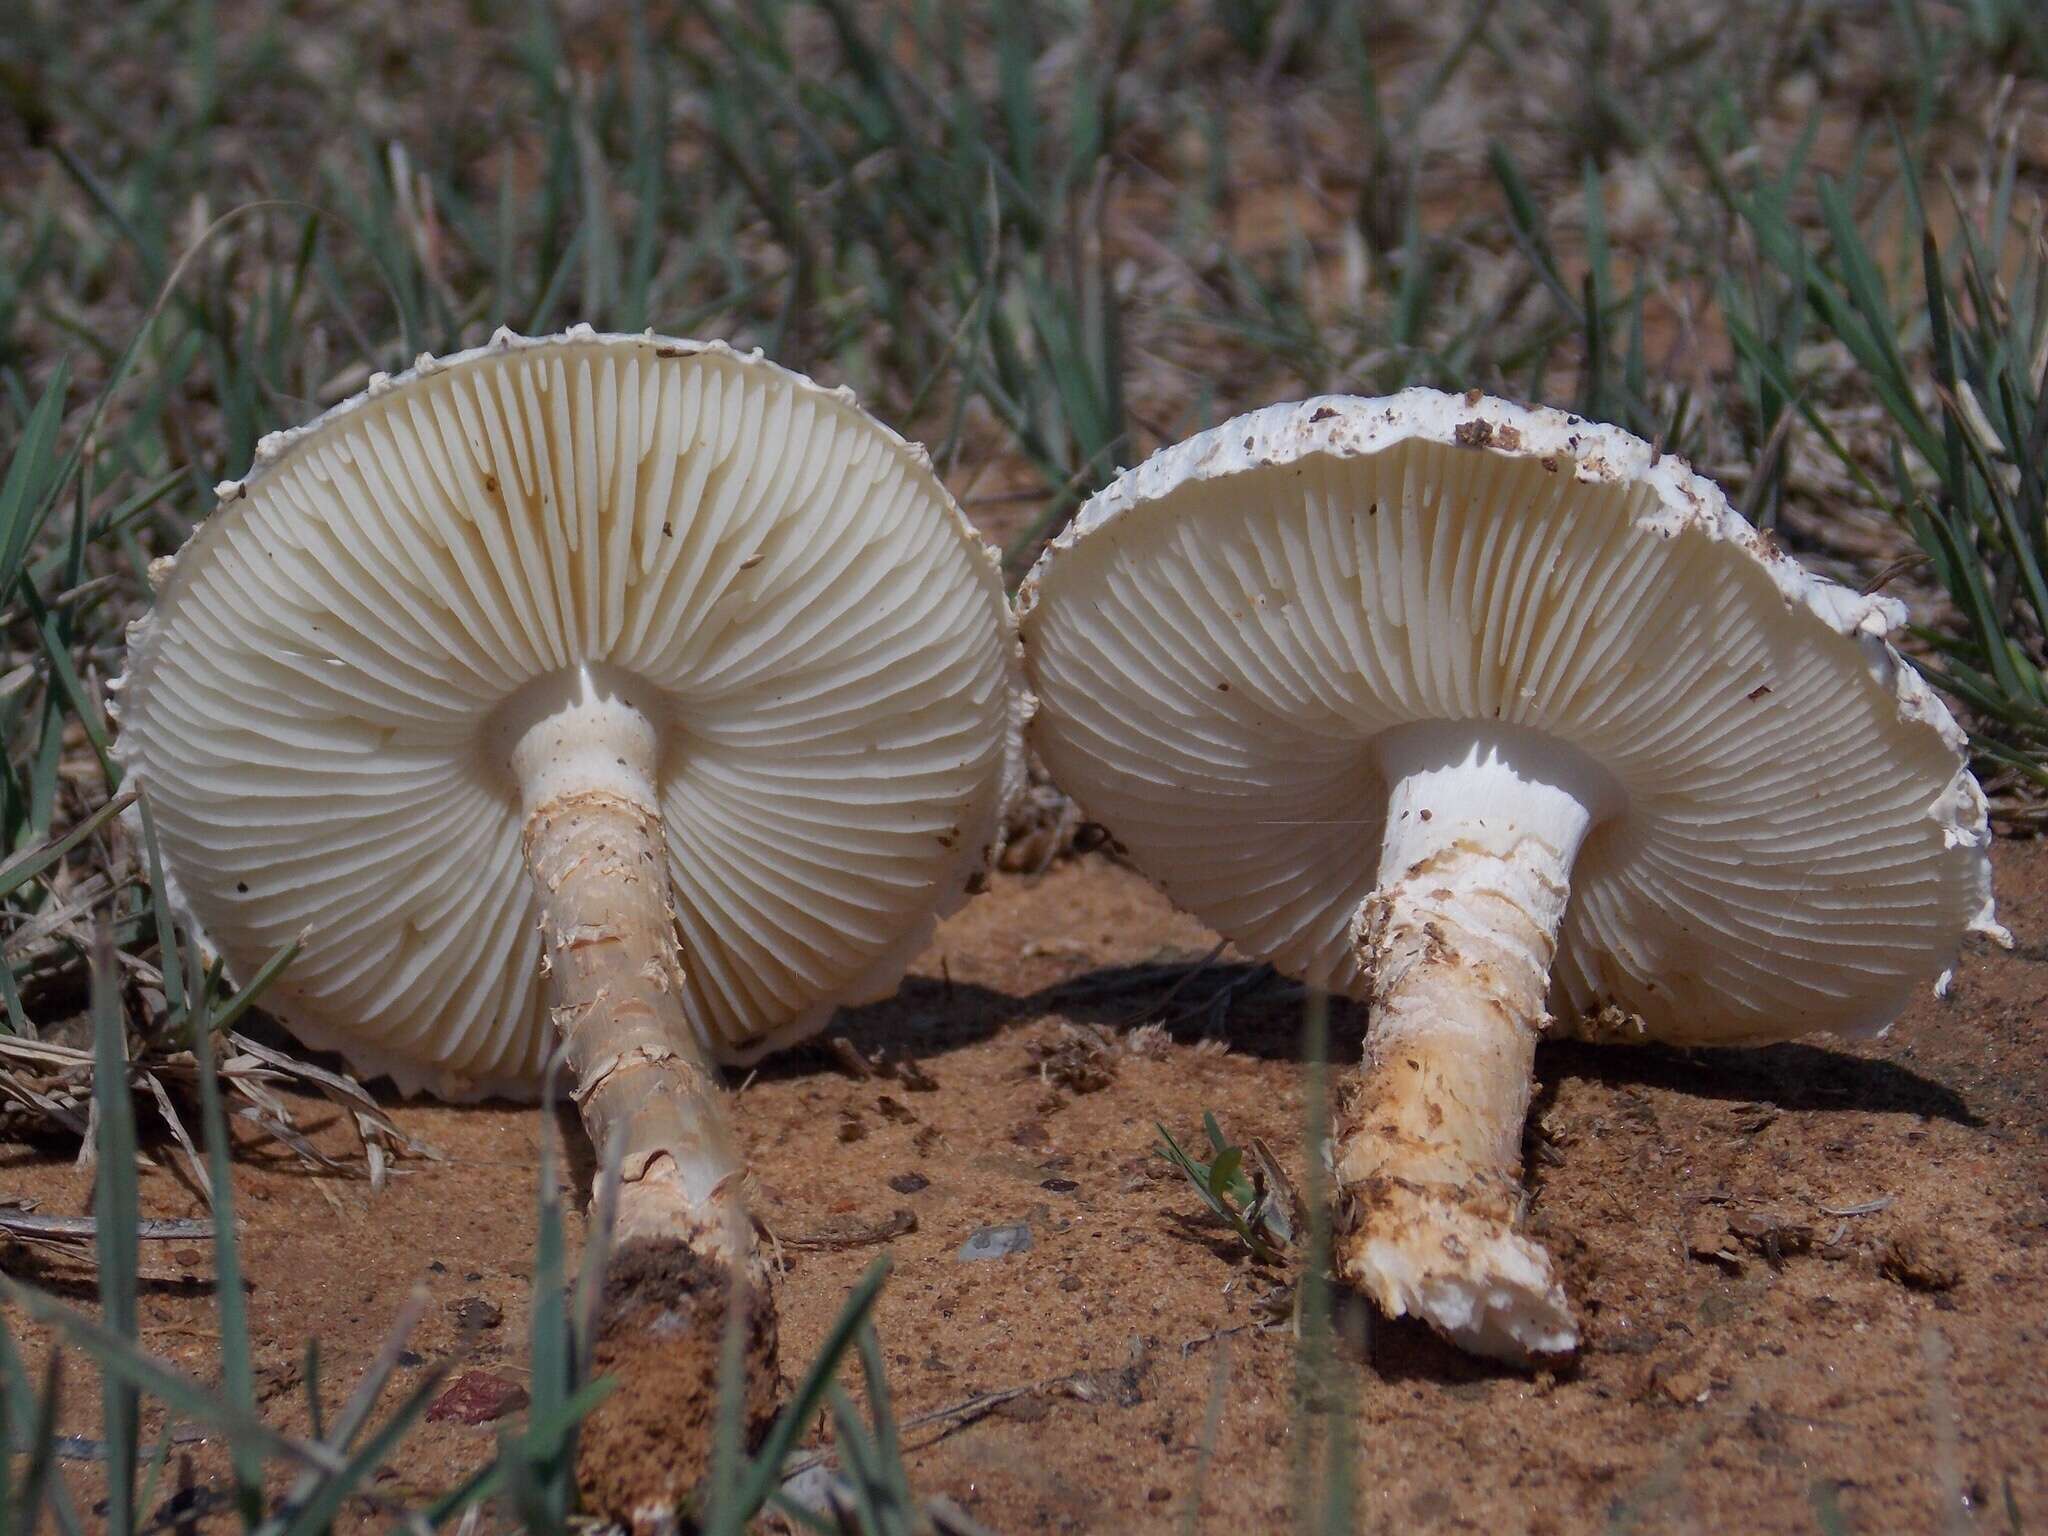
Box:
[5,839,2045,1534]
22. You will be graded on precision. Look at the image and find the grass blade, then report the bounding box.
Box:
[185,935,262,1525]
[91,918,140,1536]
[9,1347,63,1536]
[526,1060,574,1527]
[0,789,135,904]
[134,789,185,1019]
[202,933,305,1039]
[274,1360,452,1536]
[0,362,71,599]
[704,1257,893,1536]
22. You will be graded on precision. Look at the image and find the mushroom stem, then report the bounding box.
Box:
[514,668,776,1528]
[1337,726,1606,1361]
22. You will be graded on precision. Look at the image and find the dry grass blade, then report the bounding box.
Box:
[0,1212,212,1243]
[222,1031,439,1175]
[0,1209,214,1281]
[0,1028,436,1177]
[0,790,134,907]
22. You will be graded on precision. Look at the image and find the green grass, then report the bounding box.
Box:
[1154,997,1361,1533]
[1155,1110,1294,1265]
[0,1,2041,886]
[1716,144,2048,796]
[1,918,934,1532]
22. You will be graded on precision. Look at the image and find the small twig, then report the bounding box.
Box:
[4,1426,209,1464]
[771,1208,916,1253]
[1818,1195,1896,1218]
[0,572,124,630]
[826,1036,875,1080]
[0,1212,214,1242]
[1180,1323,1257,1359]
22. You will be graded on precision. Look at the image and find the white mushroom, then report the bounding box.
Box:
[1017,388,2003,1362]
[113,328,1022,1522]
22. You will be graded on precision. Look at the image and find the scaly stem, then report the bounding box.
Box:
[525,789,749,1251]
[1335,725,1605,1361]
[514,667,776,1529]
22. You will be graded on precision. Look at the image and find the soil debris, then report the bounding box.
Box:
[426,1371,528,1426]
[885,1055,940,1093]
[578,1238,778,1525]
[1725,1101,1780,1134]
[445,1295,502,1332]
[1686,1202,1812,1269]
[1729,1209,1814,1266]
[1634,1353,1717,1406]
[1686,1204,1742,1267]
[1026,1024,1118,1095]
[1122,1022,1173,1058]
[1880,1225,1964,1291]
[827,1037,941,1092]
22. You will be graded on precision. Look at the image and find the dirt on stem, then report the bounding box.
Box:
[524,789,779,1528]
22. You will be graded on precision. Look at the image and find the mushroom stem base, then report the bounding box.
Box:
[1335,730,1590,1361]
[579,1233,778,1532]
[523,784,776,1529]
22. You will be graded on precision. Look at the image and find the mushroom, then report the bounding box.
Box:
[1016,389,2003,1361]
[113,327,1022,1520]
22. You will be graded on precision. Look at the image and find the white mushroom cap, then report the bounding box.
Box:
[1017,389,2005,1045]
[114,329,1023,1098]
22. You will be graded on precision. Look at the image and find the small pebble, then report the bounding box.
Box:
[780,1464,844,1519]
[1041,1178,1079,1194]
[888,1172,930,1195]
[958,1223,1033,1261]
[426,1371,528,1425]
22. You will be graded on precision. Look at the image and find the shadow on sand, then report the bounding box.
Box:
[791,960,1980,1128]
